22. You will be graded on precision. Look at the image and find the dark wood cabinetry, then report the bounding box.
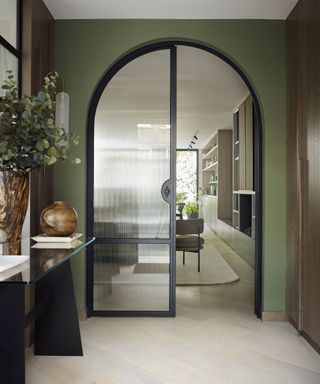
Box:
[22,0,55,347]
[286,0,320,353]
[22,0,55,236]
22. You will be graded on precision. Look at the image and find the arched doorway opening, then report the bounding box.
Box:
[86,40,263,318]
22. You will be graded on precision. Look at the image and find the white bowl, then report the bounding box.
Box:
[0,256,29,280]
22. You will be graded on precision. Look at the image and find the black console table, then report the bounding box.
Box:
[0,237,95,384]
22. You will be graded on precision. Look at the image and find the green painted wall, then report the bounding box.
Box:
[54,20,286,313]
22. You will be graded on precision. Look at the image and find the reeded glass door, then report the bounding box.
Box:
[88,47,176,315]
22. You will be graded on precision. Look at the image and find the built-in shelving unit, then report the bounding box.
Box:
[200,96,255,268]
[202,133,218,197]
[233,192,255,237]
[232,192,239,229]
[232,95,255,239]
[233,110,240,192]
[202,129,232,221]
[202,144,218,160]
[202,162,218,172]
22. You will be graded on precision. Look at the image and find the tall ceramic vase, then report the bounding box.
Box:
[0,171,29,254]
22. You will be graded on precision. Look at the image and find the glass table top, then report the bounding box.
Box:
[0,237,95,285]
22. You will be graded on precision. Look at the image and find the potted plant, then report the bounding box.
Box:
[0,71,80,253]
[184,201,199,219]
[176,192,187,203]
[176,192,187,219]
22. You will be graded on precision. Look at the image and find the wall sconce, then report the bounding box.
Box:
[46,71,69,134]
[56,91,69,134]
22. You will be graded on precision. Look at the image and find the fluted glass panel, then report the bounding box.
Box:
[94,50,171,239]
[93,243,170,311]
[0,0,17,47]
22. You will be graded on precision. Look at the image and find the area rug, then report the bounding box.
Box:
[134,228,239,285]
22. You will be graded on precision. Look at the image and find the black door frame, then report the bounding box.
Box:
[87,44,177,317]
[86,40,263,318]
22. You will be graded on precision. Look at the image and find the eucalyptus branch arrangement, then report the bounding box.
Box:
[0,71,80,173]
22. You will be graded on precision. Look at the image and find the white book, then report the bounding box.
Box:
[31,233,83,243]
[31,239,83,249]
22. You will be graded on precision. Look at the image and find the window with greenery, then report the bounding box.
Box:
[176,150,198,203]
[0,0,20,95]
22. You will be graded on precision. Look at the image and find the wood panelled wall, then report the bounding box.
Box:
[286,0,320,353]
[22,0,55,347]
[22,0,55,236]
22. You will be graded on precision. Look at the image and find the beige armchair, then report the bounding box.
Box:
[176,218,204,272]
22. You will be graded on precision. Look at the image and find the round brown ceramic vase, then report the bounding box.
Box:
[40,249,70,271]
[40,201,78,236]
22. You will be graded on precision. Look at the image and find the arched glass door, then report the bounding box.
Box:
[88,47,176,315]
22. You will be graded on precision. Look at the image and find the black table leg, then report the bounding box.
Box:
[0,284,25,384]
[34,259,83,356]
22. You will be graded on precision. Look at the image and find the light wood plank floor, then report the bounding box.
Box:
[26,232,320,383]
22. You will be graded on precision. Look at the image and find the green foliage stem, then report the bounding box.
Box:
[0,71,80,173]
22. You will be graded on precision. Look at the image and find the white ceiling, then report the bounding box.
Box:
[95,46,248,149]
[43,0,298,20]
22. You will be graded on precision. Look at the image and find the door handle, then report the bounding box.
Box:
[161,179,172,203]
